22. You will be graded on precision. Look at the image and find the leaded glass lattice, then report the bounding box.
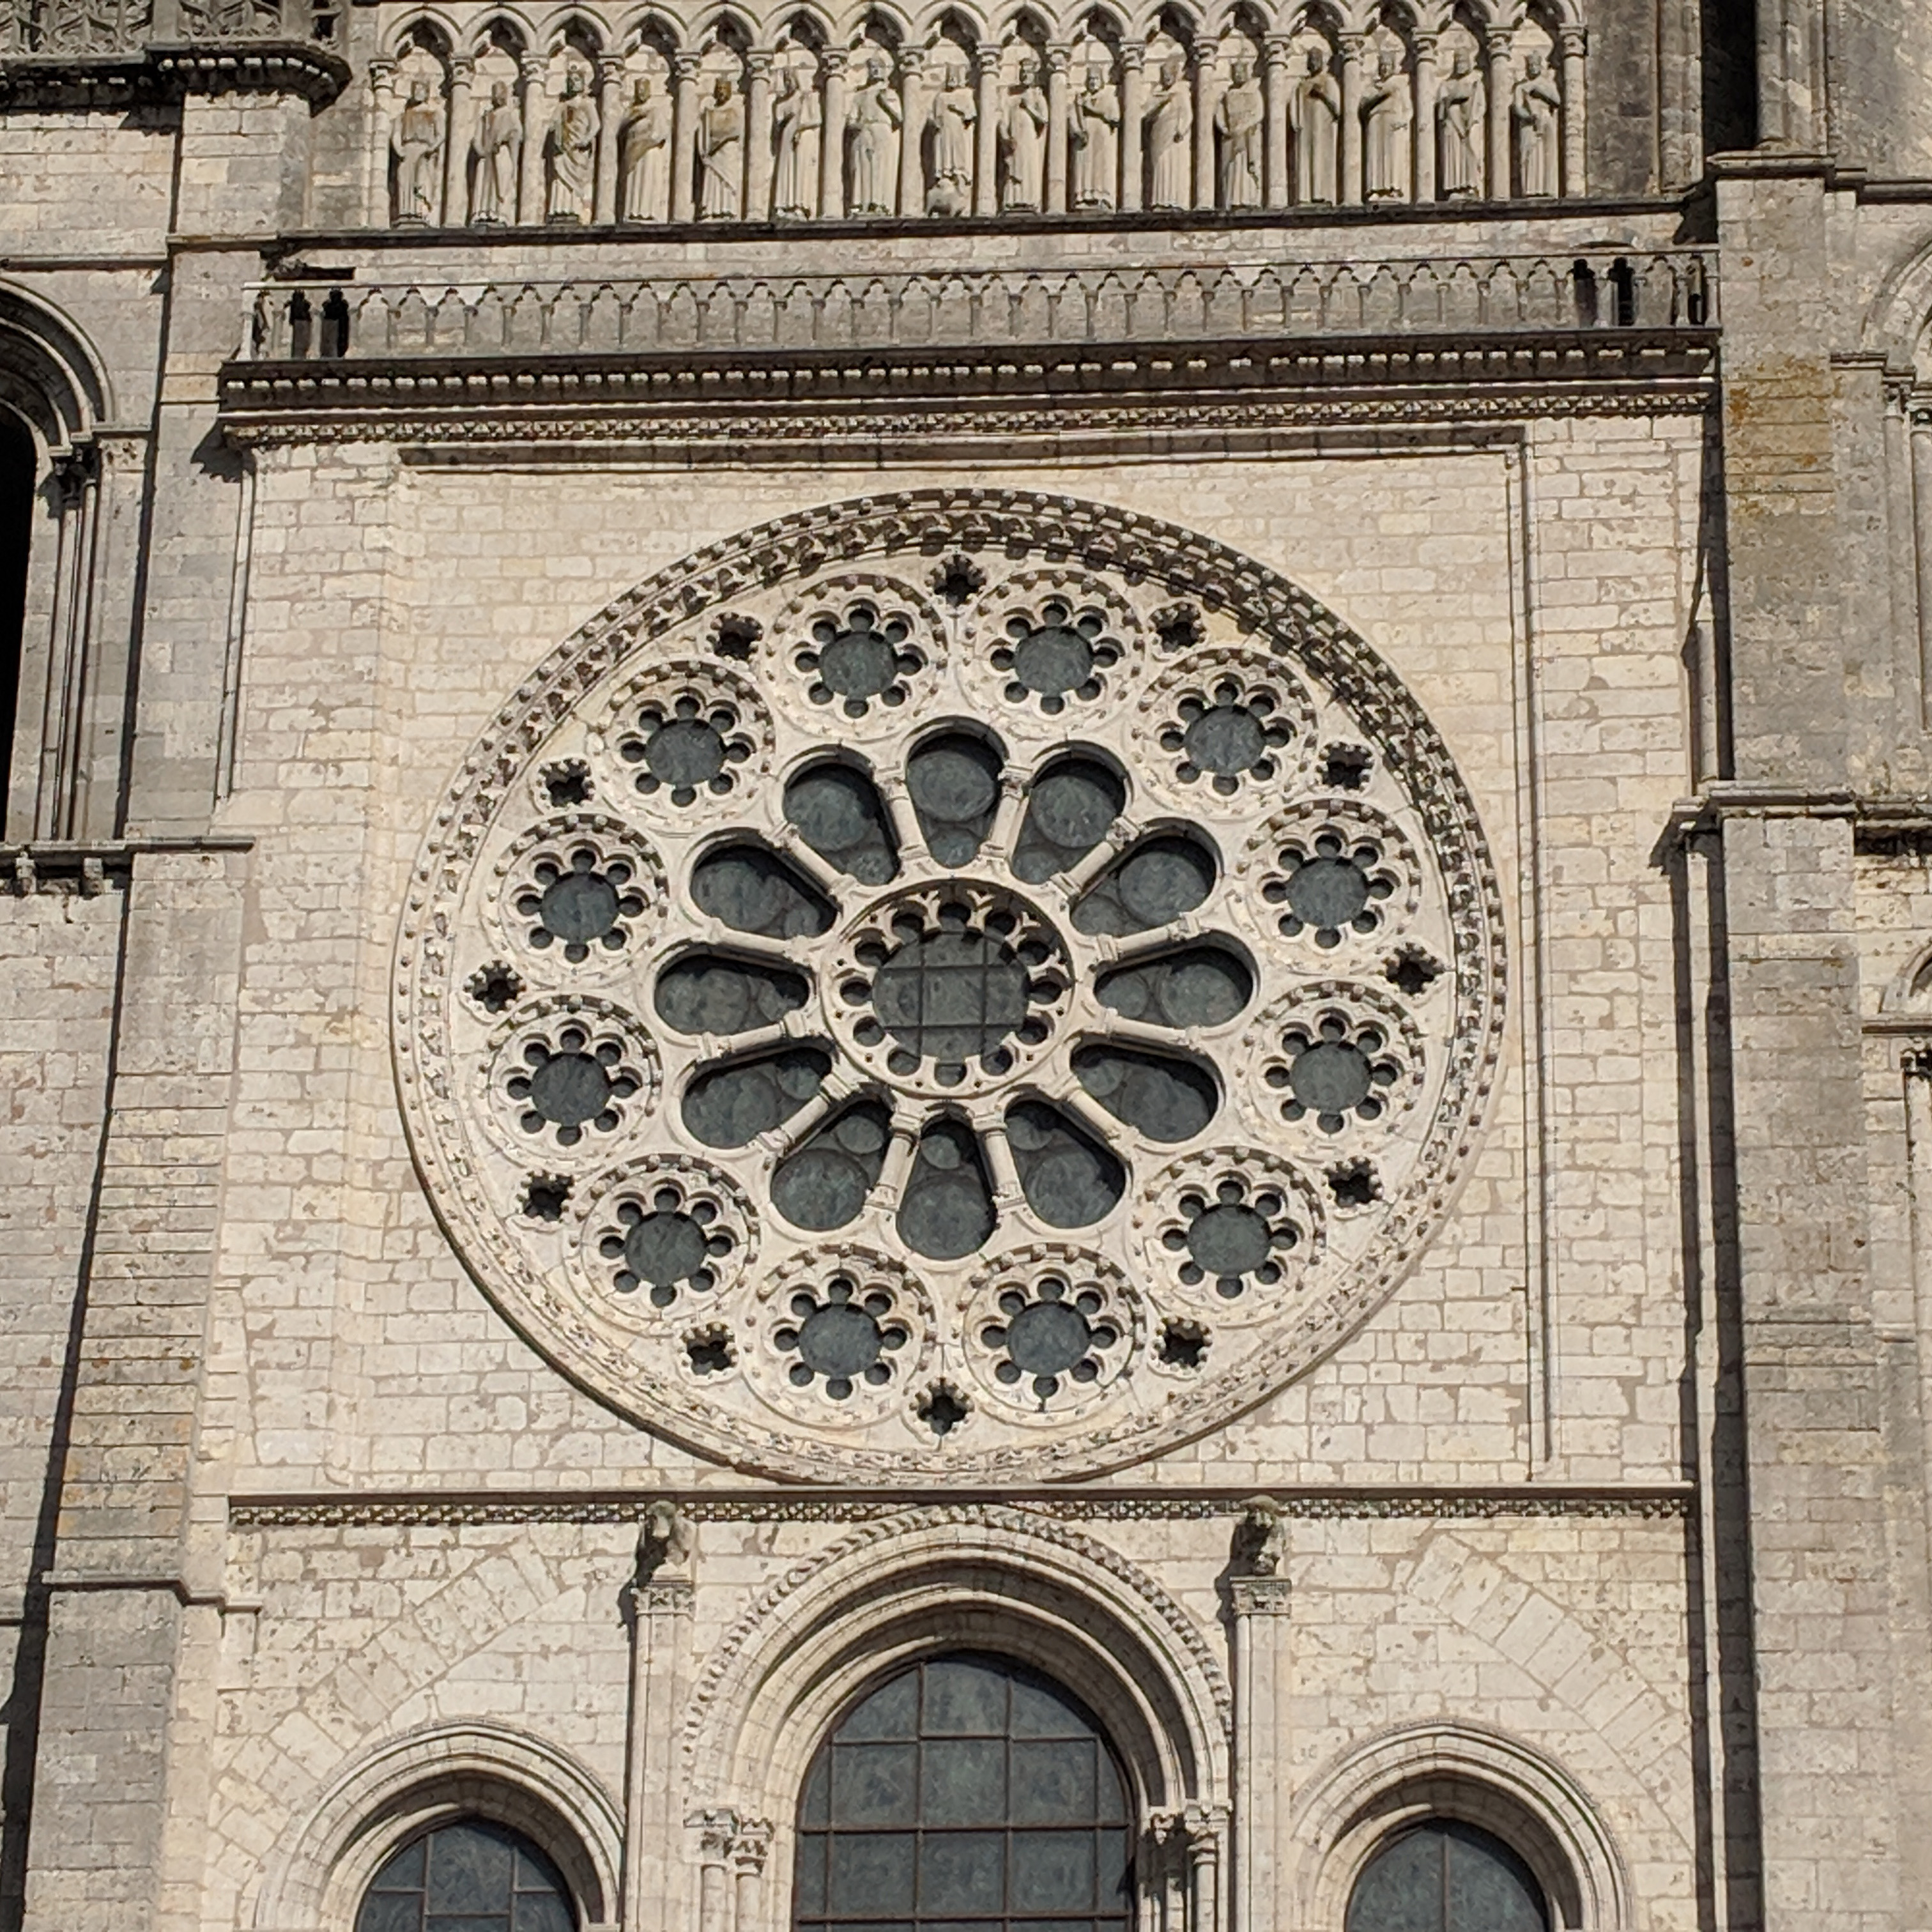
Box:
[1344,1820,1549,1932]
[356,1819,576,1932]
[794,1654,1132,1932]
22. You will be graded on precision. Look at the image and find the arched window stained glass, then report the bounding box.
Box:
[793,1652,1133,1932]
[1346,1818,1549,1932]
[356,1818,576,1932]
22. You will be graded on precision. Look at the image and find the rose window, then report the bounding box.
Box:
[399,491,1505,1481]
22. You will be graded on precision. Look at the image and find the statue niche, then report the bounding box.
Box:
[1512,49,1560,196]
[846,53,901,216]
[1289,43,1338,204]
[546,65,599,222]
[618,72,672,222]
[1215,57,1262,209]
[925,60,976,216]
[390,73,445,224]
[999,54,1047,213]
[469,75,522,223]
[1144,54,1192,210]
[771,56,822,218]
[1070,60,1119,211]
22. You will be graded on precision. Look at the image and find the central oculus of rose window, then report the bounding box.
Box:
[395,493,1506,1482]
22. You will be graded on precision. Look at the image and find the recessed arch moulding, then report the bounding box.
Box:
[392,487,1509,1483]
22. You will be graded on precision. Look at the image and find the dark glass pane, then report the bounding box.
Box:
[425,1916,511,1932]
[1346,1826,1444,1932]
[787,763,899,885]
[907,733,1002,868]
[512,1901,574,1932]
[691,845,835,939]
[921,1738,1007,1824]
[917,1832,1004,1913]
[1010,1740,1096,1823]
[358,1895,421,1932]
[682,1045,830,1147]
[1443,1825,1547,1932]
[923,1659,1009,1735]
[795,1837,828,1915]
[1094,946,1253,1031]
[1073,1045,1217,1142]
[772,1099,893,1231]
[1098,1828,1131,1904]
[832,1743,919,1826]
[1006,1100,1124,1229]
[1009,1833,1094,1912]
[829,1834,917,1916]
[1008,1678,1091,1740]
[656,952,809,1034]
[1071,836,1215,937]
[896,1120,995,1261]
[842,1671,921,1740]
[427,1824,516,1913]
[372,1839,429,1889]
[1092,1758,1126,1827]
[1012,758,1125,884]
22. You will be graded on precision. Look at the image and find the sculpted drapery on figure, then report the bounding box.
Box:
[1145,55,1191,208]
[1000,55,1048,210]
[390,75,444,223]
[926,62,976,215]
[847,54,901,214]
[697,73,744,217]
[1435,45,1481,197]
[1289,43,1339,203]
[1070,62,1119,210]
[469,77,521,221]
[1360,46,1411,200]
[1215,56,1262,208]
[618,74,672,220]
[1512,49,1560,195]
[546,66,599,220]
[771,59,822,217]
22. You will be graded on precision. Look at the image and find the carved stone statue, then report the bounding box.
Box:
[697,75,744,218]
[847,56,901,216]
[1146,56,1192,210]
[636,1499,694,1579]
[1513,50,1561,197]
[1215,57,1262,209]
[1070,63,1119,211]
[545,68,599,222]
[1436,47,1482,199]
[772,62,822,218]
[999,57,1047,212]
[390,76,443,225]
[469,79,521,224]
[618,75,671,222]
[1290,45,1339,204]
[1361,48,1411,201]
[1241,1495,1289,1575]
[926,62,976,217]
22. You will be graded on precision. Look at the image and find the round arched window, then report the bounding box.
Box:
[1346,1819,1549,1932]
[793,1652,1131,1932]
[356,1818,576,1932]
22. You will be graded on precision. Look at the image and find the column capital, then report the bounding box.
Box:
[1557,22,1587,55]
[1229,1575,1292,1615]
[448,53,475,82]
[1261,33,1291,67]
[367,54,397,90]
[1906,1045,1932,1080]
[1483,25,1515,59]
[1046,41,1071,73]
[519,51,548,82]
[1335,30,1367,60]
[1183,1800,1230,1860]
[820,44,850,75]
[897,42,925,73]
[746,47,774,76]
[1411,28,1439,57]
[594,52,625,84]
[973,39,1002,75]
[673,49,703,80]
[692,1808,739,1860]
[1119,35,1146,69]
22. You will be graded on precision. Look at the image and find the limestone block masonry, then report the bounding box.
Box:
[1,6,1931,1932]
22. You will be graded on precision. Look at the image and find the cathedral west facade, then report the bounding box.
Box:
[0,2,1929,1929]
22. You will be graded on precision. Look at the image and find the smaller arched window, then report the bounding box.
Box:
[356,1818,576,1932]
[1346,1819,1549,1932]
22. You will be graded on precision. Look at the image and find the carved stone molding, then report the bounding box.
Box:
[390,487,1509,1482]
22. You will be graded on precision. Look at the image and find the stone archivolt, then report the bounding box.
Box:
[371,0,1588,227]
[392,488,1506,1482]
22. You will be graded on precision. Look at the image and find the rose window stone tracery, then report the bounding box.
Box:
[397,491,1505,1481]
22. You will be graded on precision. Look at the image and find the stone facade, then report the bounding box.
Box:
[0,4,1929,1932]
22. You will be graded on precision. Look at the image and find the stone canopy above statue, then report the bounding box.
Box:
[371,0,1589,230]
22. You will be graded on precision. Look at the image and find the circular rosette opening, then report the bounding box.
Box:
[788,589,928,719]
[1246,983,1425,1140]
[831,884,1071,1095]
[483,999,657,1159]
[594,661,769,811]
[963,1248,1138,1417]
[572,1157,755,1316]
[960,569,1139,721]
[1243,802,1422,954]
[1136,652,1317,808]
[751,1251,931,1420]
[491,816,665,972]
[1137,1151,1322,1321]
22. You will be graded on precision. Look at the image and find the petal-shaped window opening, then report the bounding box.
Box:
[655,951,810,1035]
[1093,944,1254,1031]
[896,1116,996,1259]
[691,843,835,939]
[907,732,1002,868]
[1011,756,1126,884]
[1071,834,1215,937]
[785,762,898,885]
[682,1044,832,1148]
[1006,1098,1126,1227]
[771,1098,894,1231]
[1072,1043,1218,1143]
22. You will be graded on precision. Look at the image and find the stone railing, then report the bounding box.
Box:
[1,0,339,61]
[239,248,1715,364]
